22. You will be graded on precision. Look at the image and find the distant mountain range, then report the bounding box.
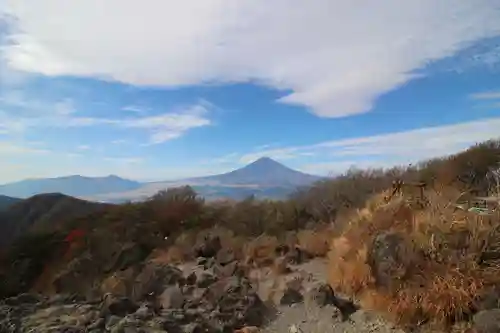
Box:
[0,175,142,199]
[0,157,324,202]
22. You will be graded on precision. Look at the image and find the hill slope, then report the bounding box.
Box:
[0,195,21,211]
[0,193,110,247]
[0,175,142,198]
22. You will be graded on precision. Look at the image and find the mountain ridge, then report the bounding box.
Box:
[0,192,110,247]
[0,195,22,211]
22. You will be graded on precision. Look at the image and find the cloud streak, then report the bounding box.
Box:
[470,90,500,100]
[0,93,213,143]
[2,1,500,118]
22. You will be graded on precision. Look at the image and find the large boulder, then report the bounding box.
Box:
[366,232,414,290]
[130,263,183,302]
[474,309,500,333]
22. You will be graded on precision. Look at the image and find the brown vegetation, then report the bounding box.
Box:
[0,139,499,330]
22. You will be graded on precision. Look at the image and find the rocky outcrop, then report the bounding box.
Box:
[0,260,269,333]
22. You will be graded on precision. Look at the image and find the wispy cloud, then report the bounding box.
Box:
[0,92,213,143]
[469,90,500,100]
[77,145,90,150]
[0,141,50,155]
[3,1,500,118]
[122,105,148,114]
[121,104,212,144]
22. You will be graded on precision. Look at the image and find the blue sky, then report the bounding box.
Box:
[1,0,500,183]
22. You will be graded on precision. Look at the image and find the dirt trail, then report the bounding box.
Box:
[258,258,405,333]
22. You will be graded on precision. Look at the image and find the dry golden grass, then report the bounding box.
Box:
[244,234,279,268]
[297,229,332,257]
[328,186,500,327]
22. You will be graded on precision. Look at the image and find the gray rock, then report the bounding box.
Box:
[305,283,336,307]
[367,232,413,289]
[105,315,122,330]
[474,309,500,333]
[160,286,185,309]
[476,287,500,311]
[280,288,304,305]
[185,272,197,286]
[87,317,105,330]
[216,248,236,265]
[197,272,217,288]
[133,304,153,320]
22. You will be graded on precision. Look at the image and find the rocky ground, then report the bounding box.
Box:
[0,254,407,333]
[1,234,495,333]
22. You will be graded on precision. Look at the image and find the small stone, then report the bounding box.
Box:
[305,283,335,307]
[133,304,152,320]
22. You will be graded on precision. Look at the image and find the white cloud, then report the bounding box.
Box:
[469,90,500,100]
[2,1,500,117]
[233,117,500,174]
[77,145,90,150]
